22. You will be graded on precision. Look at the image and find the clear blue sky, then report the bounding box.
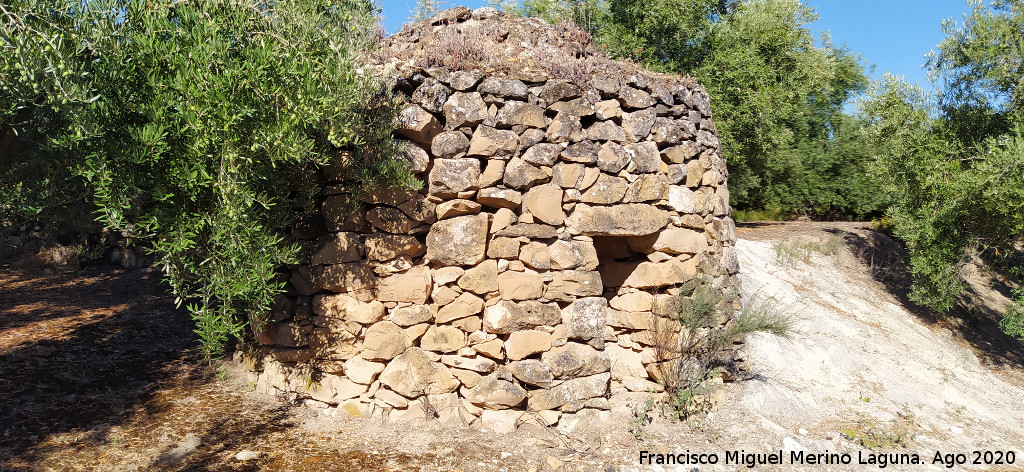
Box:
[378,0,974,96]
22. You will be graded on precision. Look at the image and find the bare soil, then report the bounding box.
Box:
[2,222,1022,472]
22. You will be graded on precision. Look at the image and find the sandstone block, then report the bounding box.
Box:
[580,173,628,204]
[313,293,386,324]
[431,130,470,158]
[523,184,565,225]
[548,239,599,270]
[496,101,546,128]
[439,354,497,373]
[651,117,683,145]
[473,338,504,359]
[412,77,450,114]
[493,223,557,239]
[594,99,622,120]
[545,270,603,302]
[617,86,655,108]
[663,141,700,164]
[502,157,549,189]
[608,291,654,312]
[624,141,661,173]
[478,77,528,100]
[546,112,582,143]
[521,143,561,166]
[540,79,582,102]
[465,372,527,409]
[519,241,551,270]
[367,206,419,234]
[597,142,629,173]
[344,356,386,384]
[623,174,669,203]
[361,321,411,361]
[397,195,437,224]
[435,199,482,220]
[486,236,520,259]
[561,140,600,164]
[400,142,430,174]
[478,159,505,188]
[621,108,656,142]
[310,327,358,360]
[585,120,626,142]
[627,227,708,255]
[313,263,377,293]
[551,162,584,188]
[541,342,611,379]
[449,70,482,91]
[668,185,696,212]
[476,187,523,209]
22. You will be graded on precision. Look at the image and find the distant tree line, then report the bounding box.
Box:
[485,0,1024,338]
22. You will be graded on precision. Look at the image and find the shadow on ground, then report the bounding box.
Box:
[830,226,1024,375]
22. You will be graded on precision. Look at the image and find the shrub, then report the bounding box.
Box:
[1,0,415,360]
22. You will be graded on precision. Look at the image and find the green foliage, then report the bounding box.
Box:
[862,24,1024,316]
[494,0,885,218]
[1,0,413,360]
[663,278,793,421]
[1000,268,1024,340]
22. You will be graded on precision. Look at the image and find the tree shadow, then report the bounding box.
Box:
[835,228,1024,372]
[0,260,197,468]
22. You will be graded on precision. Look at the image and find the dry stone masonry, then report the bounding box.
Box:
[240,7,740,425]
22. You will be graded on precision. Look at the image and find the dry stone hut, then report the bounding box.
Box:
[241,7,740,423]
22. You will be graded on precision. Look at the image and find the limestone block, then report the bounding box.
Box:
[519,241,551,270]
[505,329,553,360]
[478,159,505,188]
[539,79,582,102]
[546,112,582,143]
[560,297,609,348]
[412,77,450,114]
[624,141,661,173]
[425,213,488,266]
[478,76,528,99]
[507,359,554,388]
[483,300,561,334]
[467,125,518,157]
[435,291,485,323]
[313,263,377,293]
[429,158,480,197]
[430,130,470,158]
[361,321,411,361]
[621,108,656,142]
[565,204,669,236]
[363,233,426,261]
[375,266,431,304]
[443,92,487,128]
[497,270,544,300]
[310,232,364,265]
[548,239,599,270]
[389,304,435,327]
[379,348,459,397]
[396,103,441,144]
[457,259,499,294]
[526,373,610,411]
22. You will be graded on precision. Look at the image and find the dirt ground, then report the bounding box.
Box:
[1,223,1022,471]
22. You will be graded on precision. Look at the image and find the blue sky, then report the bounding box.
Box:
[378,0,974,96]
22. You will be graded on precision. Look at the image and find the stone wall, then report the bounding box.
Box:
[239,8,740,424]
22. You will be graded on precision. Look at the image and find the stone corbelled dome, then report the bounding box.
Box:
[242,7,740,424]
